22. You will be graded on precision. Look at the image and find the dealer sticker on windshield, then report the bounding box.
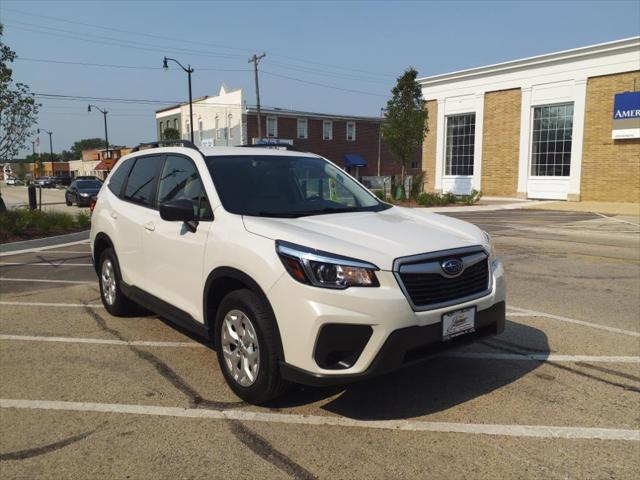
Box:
[442,307,476,341]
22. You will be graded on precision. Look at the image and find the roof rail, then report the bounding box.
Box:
[131,140,201,153]
[237,143,301,152]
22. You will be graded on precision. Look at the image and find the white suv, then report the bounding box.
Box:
[91,141,506,404]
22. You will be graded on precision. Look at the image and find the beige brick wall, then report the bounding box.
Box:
[481,88,521,197]
[581,71,640,203]
[421,100,438,191]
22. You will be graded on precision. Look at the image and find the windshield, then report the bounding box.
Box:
[77,180,103,189]
[205,155,389,217]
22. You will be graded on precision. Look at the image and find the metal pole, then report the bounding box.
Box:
[48,132,53,171]
[188,68,194,142]
[103,111,109,156]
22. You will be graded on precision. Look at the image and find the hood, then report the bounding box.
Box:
[243,206,486,271]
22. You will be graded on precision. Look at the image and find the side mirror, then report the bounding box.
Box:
[159,199,198,232]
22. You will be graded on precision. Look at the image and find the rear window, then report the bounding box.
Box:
[77,180,103,189]
[123,155,163,207]
[108,158,134,196]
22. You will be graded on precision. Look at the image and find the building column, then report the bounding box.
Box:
[516,86,532,198]
[472,92,485,192]
[434,98,446,192]
[567,79,587,202]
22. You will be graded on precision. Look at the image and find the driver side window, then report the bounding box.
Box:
[158,155,213,221]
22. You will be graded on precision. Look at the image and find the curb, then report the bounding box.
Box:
[416,201,556,213]
[0,230,91,256]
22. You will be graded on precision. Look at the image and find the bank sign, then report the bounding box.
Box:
[612,92,640,139]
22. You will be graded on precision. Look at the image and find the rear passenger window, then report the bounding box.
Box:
[158,155,212,221]
[108,158,134,196]
[123,155,162,207]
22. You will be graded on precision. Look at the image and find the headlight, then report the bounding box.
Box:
[276,240,379,289]
[80,192,90,197]
[482,230,497,264]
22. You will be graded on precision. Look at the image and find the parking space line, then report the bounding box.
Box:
[0,262,93,267]
[0,334,205,348]
[0,278,96,285]
[509,306,640,337]
[24,251,92,254]
[0,334,635,364]
[439,352,640,363]
[0,240,90,257]
[0,301,103,308]
[1,398,638,441]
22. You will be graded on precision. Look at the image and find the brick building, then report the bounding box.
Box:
[155,85,419,179]
[419,37,640,202]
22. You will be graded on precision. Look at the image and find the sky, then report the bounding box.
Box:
[2,0,640,156]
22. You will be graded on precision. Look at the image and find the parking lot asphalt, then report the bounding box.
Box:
[1,184,90,214]
[1,209,639,479]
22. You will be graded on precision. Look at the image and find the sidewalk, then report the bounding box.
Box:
[525,201,640,216]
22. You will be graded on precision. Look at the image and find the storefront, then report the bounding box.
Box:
[420,37,640,202]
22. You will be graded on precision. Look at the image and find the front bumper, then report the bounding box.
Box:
[267,258,506,381]
[280,301,505,386]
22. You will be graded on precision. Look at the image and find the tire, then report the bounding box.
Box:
[215,289,289,404]
[98,248,137,316]
[65,194,72,206]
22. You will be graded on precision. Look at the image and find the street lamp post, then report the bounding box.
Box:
[163,56,194,142]
[88,105,109,158]
[37,128,53,176]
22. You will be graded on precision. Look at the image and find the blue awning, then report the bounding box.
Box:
[344,154,367,167]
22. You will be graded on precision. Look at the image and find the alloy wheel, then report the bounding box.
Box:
[101,259,117,306]
[221,309,260,387]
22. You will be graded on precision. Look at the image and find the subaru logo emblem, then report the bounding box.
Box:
[441,258,464,277]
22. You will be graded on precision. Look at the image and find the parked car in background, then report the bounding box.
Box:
[35,177,56,188]
[75,175,102,182]
[66,179,103,207]
[52,176,72,187]
[5,177,18,186]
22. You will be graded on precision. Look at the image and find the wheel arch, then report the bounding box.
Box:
[203,267,285,360]
[93,232,114,275]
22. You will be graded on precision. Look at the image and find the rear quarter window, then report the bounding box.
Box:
[122,155,163,207]
[108,158,135,196]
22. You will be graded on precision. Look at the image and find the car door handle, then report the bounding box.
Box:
[144,222,155,232]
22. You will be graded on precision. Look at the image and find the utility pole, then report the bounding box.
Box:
[37,128,53,176]
[248,53,266,142]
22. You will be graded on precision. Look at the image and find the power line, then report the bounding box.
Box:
[2,6,394,78]
[261,71,389,98]
[15,57,252,72]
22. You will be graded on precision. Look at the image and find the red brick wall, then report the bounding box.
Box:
[246,114,420,177]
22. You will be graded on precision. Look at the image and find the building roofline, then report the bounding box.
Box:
[246,106,383,122]
[418,36,640,86]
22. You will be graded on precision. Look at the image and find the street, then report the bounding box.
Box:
[0,208,639,479]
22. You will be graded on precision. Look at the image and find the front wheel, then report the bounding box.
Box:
[98,248,138,316]
[215,289,289,404]
[65,194,72,206]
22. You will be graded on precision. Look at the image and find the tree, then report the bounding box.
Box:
[381,67,428,198]
[0,24,39,163]
[69,138,106,159]
[163,128,180,140]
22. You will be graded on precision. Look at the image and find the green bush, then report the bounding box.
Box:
[372,189,385,201]
[0,208,91,241]
[459,189,482,206]
[409,171,425,200]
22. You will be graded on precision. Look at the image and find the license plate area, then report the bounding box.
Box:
[442,307,476,341]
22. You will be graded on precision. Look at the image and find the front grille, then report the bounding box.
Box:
[398,256,490,309]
